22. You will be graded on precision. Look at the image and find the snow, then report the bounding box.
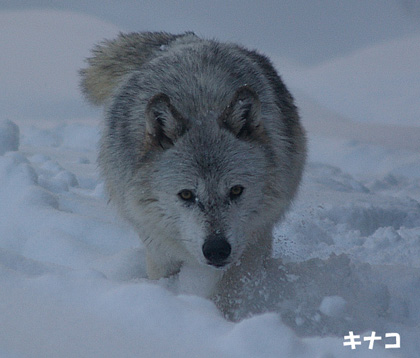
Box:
[0,9,119,122]
[281,34,420,126]
[1,8,419,358]
[319,296,347,318]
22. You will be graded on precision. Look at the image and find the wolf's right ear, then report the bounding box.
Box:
[145,94,189,150]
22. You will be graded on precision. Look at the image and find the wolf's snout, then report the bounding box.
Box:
[202,236,231,267]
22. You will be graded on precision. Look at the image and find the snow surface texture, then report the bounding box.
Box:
[1,9,420,358]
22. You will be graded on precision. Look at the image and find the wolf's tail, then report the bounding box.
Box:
[80,31,197,105]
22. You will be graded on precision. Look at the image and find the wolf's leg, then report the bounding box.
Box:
[212,227,275,319]
[145,250,182,280]
[145,252,166,280]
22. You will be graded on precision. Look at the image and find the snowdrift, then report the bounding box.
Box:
[282,34,420,127]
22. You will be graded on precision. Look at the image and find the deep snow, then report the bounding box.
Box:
[1,9,420,358]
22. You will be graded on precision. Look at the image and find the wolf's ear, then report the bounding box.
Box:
[218,85,263,140]
[145,93,189,150]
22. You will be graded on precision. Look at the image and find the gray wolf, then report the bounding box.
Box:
[80,31,306,307]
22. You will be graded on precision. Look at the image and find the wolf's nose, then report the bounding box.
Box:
[202,236,231,267]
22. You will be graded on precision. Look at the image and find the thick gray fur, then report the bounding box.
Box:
[80,31,307,311]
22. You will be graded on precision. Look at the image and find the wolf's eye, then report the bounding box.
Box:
[178,189,195,202]
[229,185,244,200]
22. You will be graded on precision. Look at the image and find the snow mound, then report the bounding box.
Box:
[0,9,119,120]
[319,295,347,318]
[284,34,420,126]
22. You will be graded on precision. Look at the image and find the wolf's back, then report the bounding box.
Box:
[80,31,197,105]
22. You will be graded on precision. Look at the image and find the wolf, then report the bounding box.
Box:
[80,31,306,306]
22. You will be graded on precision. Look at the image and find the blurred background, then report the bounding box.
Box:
[1,0,419,127]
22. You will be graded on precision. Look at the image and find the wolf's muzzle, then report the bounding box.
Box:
[202,234,231,267]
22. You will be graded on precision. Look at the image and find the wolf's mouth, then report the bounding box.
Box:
[207,261,230,269]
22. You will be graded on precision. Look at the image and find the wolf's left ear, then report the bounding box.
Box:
[218,85,263,140]
[145,93,189,150]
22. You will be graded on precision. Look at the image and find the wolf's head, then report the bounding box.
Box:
[142,86,272,269]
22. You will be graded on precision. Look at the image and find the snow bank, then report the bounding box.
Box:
[282,34,420,126]
[0,9,119,121]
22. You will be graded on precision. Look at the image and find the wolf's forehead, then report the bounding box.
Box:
[156,119,267,190]
[183,128,246,169]
[180,137,263,181]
